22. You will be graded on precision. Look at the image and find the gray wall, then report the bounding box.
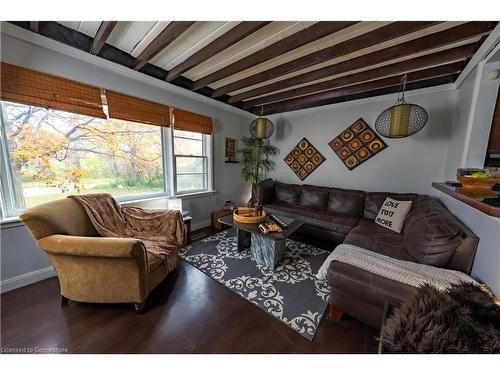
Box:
[0,32,253,292]
[267,88,457,195]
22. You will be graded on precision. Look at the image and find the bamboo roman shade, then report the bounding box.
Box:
[0,62,106,118]
[172,108,213,134]
[106,91,170,127]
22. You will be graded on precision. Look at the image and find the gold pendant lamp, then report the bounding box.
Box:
[375,74,428,138]
[249,105,275,140]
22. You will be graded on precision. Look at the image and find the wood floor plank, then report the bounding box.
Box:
[0,257,378,354]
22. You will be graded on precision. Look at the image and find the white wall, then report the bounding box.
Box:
[0,31,253,292]
[440,60,500,296]
[443,69,477,180]
[438,193,500,294]
[267,88,457,195]
[443,63,500,180]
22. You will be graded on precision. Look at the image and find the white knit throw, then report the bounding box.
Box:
[317,244,477,290]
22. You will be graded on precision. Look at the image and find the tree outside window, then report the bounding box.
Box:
[1,101,164,208]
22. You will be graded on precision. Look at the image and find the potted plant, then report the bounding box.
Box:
[239,136,278,206]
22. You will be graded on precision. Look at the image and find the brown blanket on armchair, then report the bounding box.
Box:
[69,194,185,260]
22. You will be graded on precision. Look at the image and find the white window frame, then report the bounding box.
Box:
[171,128,213,195]
[0,101,214,219]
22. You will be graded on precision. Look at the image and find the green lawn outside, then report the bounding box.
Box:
[22,184,164,207]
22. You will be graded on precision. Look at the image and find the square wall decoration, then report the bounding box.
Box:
[329,118,387,170]
[284,138,325,180]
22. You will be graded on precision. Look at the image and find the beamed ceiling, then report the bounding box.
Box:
[7,21,498,115]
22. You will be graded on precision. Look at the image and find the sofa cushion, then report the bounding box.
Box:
[344,218,414,262]
[364,192,418,219]
[264,202,359,235]
[327,187,365,217]
[252,178,275,205]
[299,185,329,209]
[274,181,300,205]
[403,196,463,267]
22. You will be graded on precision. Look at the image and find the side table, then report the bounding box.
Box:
[211,208,232,232]
[182,211,192,245]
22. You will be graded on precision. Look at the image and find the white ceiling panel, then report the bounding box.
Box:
[77,21,102,38]
[106,21,157,54]
[184,21,316,81]
[59,21,81,30]
[151,21,239,70]
[130,21,172,57]
[151,21,238,70]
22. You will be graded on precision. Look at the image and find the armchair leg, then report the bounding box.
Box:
[134,302,146,314]
[329,305,344,321]
[61,296,70,307]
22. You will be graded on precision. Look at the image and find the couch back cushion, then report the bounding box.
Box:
[19,198,99,240]
[327,188,365,217]
[364,192,418,219]
[252,178,275,205]
[403,196,463,267]
[275,181,300,205]
[299,185,330,209]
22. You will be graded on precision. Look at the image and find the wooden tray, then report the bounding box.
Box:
[233,207,268,224]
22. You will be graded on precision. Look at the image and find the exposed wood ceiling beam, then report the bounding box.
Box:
[260,75,458,115]
[241,43,476,109]
[230,21,495,104]
[133,21,196,70]
[210,21,441,98]
[191,21,359,91]
[255,62,464,114]
[166,21,271,82]
[91,21,118,55]
[30,21,39,33]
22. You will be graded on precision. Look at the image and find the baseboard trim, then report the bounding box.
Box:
[192,219,211,231]
[1,266,55,294]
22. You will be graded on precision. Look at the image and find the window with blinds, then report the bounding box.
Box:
[0,63,214,218]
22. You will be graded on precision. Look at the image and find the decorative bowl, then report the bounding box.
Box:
[233,207,267,224]
[458,176,497,189]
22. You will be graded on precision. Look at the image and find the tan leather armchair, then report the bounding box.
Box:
[20,198,180,312]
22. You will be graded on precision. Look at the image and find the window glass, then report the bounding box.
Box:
[176,175,206,192]
[176,156,205,174]
[173,137,203,156]
[1,101,164,209]
[173,129,208,193]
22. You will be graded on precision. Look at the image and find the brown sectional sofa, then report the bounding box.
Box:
[252,179,479,328]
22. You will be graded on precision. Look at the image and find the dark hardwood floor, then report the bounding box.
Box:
[1,229,379,354]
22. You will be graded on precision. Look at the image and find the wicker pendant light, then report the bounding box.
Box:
[249,105,275,139]
[375,74,428,138]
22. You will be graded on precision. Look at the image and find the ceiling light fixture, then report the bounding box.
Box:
[375,74,428,138]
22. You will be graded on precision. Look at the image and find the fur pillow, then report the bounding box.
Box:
[380,282,500,353]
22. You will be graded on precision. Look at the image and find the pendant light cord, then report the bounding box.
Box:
[397,74,408,104]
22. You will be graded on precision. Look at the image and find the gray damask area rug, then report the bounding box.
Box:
[179,228,331,340]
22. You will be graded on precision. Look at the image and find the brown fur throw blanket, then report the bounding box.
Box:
[380,282,500,353]
[70,194,184,261]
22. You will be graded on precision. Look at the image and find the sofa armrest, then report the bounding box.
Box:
[38,234,146,258]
